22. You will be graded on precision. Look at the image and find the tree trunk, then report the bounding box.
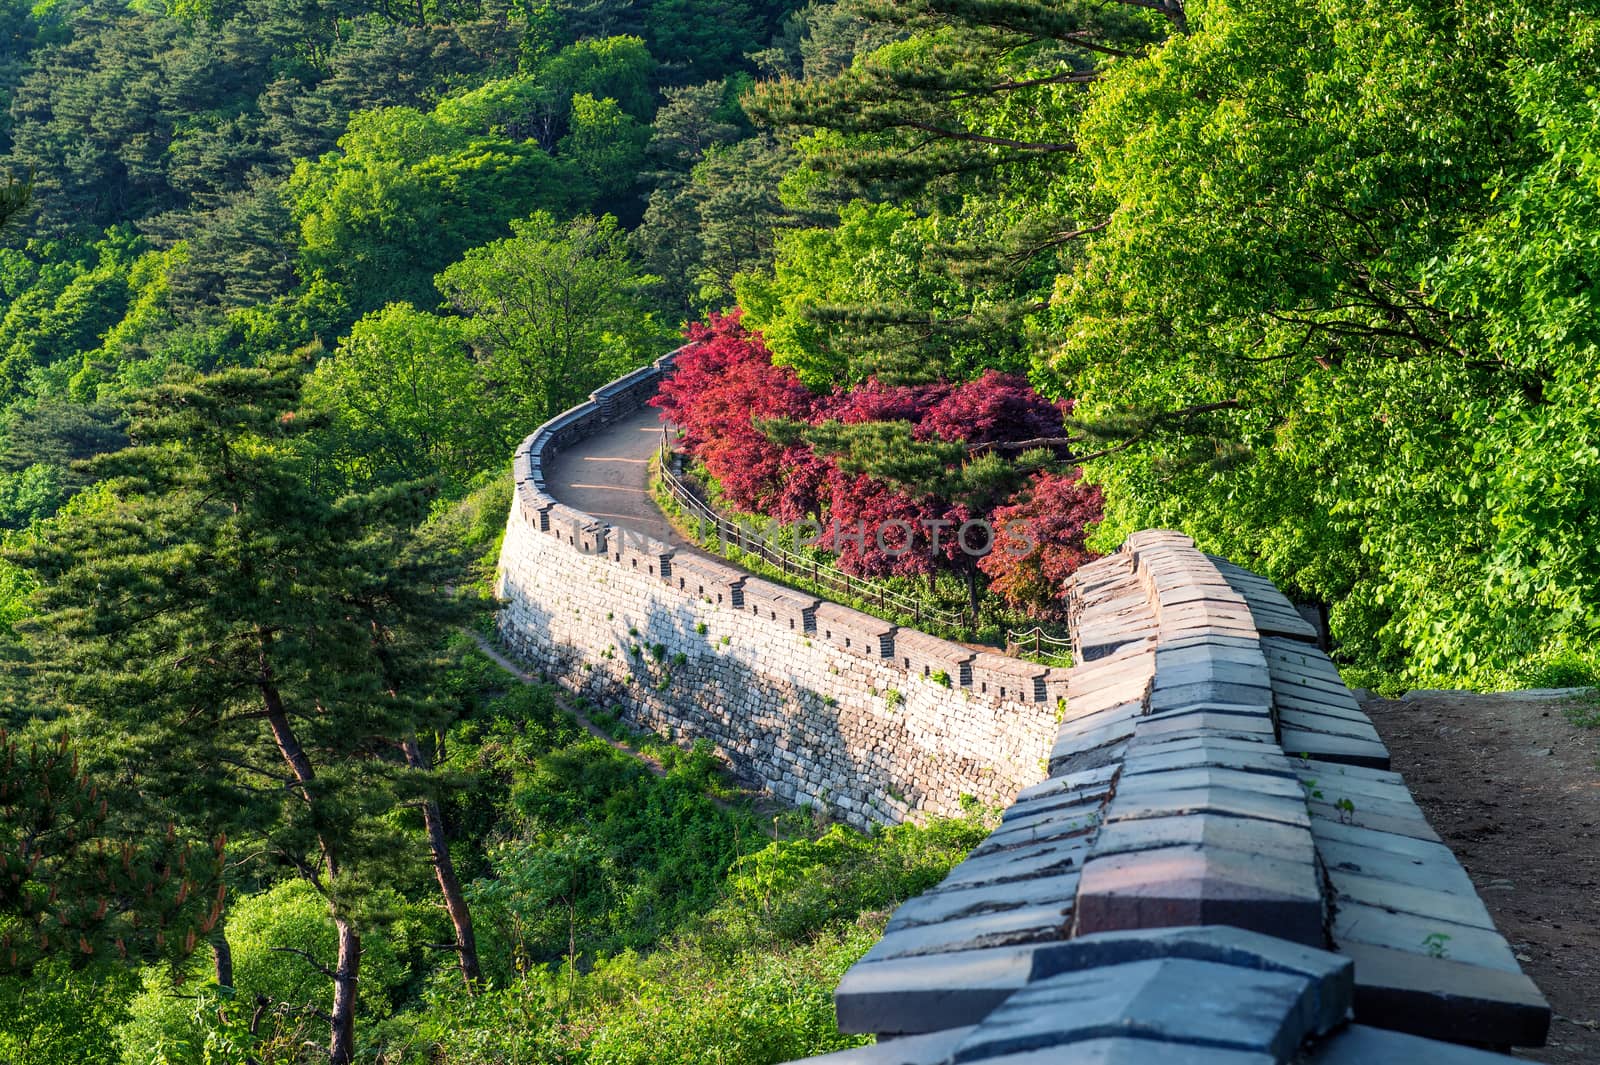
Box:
[965,565,981,632]
[257,649,364,1065]
[403,735,481,987]
[212,935,234,990]
[329,917,361,1065]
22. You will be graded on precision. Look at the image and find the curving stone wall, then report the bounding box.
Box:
[495,354,1063,828]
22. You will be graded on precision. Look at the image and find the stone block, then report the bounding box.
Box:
[976,803,1101,855]
[1279,727,1392,770]
[1314,837,1477,896]
[1332,901,1520,973]
[833,944,1041,1035]
[1120,745,1298,783]
[1074,844,1324,946]
[611,529,675,579]
[971,653,1049,703]
[1091,813,1316,867]
[742,576,820,634]
[1307,1023,1523,1064]
[669,553,747,608]
[939,838,1095,891]
[949,958,1314,1062]
[860,901,1075,963]
[1305,799,1441,842]
[1009,763,1120,808]
[815,602,896,659]
[897,630,978,687]
[1114,766,1308,802]
[1029,924,1354,1038]
[1104,785,1312,830]
[1327,868,1496,930]
[885,872,1082,932]
[1306,817,1448,859]
[1340,941,1550,1047]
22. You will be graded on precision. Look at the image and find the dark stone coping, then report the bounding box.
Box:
[798,532,1546,1063]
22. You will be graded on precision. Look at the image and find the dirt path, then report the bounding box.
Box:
[1362,691,1600,1062]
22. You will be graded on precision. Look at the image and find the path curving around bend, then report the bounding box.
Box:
[543,404,688,550]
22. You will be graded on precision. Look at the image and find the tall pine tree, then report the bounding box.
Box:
[5,355,479,1061]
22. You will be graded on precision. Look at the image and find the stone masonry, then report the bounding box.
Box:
[495,355,1060,828]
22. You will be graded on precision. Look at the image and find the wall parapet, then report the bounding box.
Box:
[782,531,1549,1065]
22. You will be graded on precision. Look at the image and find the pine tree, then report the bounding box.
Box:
[0,729,226,974]
[5,355,479,1061]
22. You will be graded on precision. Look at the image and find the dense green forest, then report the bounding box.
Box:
[1,0,1597,1059]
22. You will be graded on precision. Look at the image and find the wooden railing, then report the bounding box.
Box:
[655,431,967,632]
[1004,626,1074,666]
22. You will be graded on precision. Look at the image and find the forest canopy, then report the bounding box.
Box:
[1,0,1598,1060]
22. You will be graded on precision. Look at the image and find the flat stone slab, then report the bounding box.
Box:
[939,838,1094,891]
[1279,727,1392,770]
[861,901,1075,963]
[1327,868,1497,930]
[1306,799,1442,841]
[1292,758,1407,789]
[1115,767,1309,802]
[1332,901,1520,973]
[1340,940,1551,1047]
[1138,709,1277,741]
[1075,844,1324,946]
[1154,642,1269,670]
[949,958,1314,1062]
[1307,817,1449,860]
[1029,925,1353,1038]
[1315,837,1477,896]
[1121,746,1298,782]
[955,1041,1275,1065]
[1277,704,1385,740]
[977,804,1101,854]
[1093,813,1317,867]
[1159,632,1266,653]
[886,872,1083,932]
[1150,680,1274,712]
[1104,785,1312,830]
[1011,763,1119,807]
[833,944,1040,1035]
[1306,1023,1522,1063]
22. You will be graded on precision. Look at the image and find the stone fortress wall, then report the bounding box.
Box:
[780,531,1551,1065]
[497,356,1553,1062]
[495,352,1063,827]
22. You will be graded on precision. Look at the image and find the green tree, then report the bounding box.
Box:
[288,105,574,318]
[305,304,506,493]
[558,93,651,212]
[6,358,478,1061]
[436,211,672,422]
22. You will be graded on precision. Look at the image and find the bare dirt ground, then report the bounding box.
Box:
[1362,691,1600,1062]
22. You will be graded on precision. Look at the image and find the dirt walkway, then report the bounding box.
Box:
[1362,691,1600,1062]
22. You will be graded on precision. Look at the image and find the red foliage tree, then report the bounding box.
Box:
[658,316,1104,622]
[652,312,815,512]
[979,470,1104,620]
[916,370,1064,445]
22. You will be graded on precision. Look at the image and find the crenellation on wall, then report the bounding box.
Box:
[669,552,747,608]
[814,602,896,660]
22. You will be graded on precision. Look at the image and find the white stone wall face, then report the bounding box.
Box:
[496,500,1058,829]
